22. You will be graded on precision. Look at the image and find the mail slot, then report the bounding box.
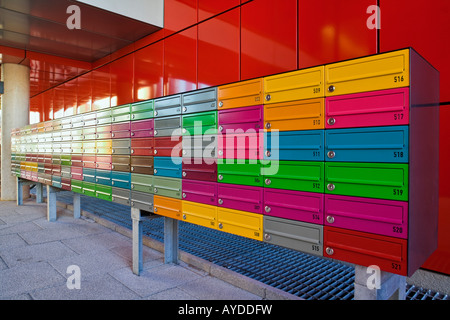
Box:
[71,179,83,194]
[131,99,154,121]
[111,104,131,123]
[264,66,324,104]
[323,226,408,276]
[263,188,324,225]
[265,130,324,161]
[111,171,131,189]
[82,111,97,127]
[96,109,112,125]
[130,119,154,138]
[52,176,62,188]
[95,155,112,170]
[154,115,182,137]
[130,138,155,156]
[131,173,154,194]
[82,126,96,140]
[154,136,183,157]
[82,168,96,183]
[82,155,96,169]
[217,207,263,241]
[71,166,83,180]
[130,156,154,174]
[218,105,263,133]
[217,159,263,187]
[324,194,408,239]
[325,126,409,163]
[112,187,131,206]
[264,98,324,131]
[182,87,217,114]
[154,157,182,178]
[325,89,410,131]
[182,111,217,136]
[217,183,263,214]
[96,124,112,139]
[71,115,84,128]
[182,134,217,159]
[217,131,263,160]
[262,160,324,193]
[153,176,182,199]
[61,130,72,142]
[264,216,323,256]
[154,94,182,118]
[71,154,83,167]
[111,122,131,139]
[71,129,83,142]
[131,191,154,212]
[60,154,71,166]
[61,177,71,191]
[325,49,410,97]
[95,169,112,186]
[182,201,217,229]
[218,78,264,110]
[82,181,96,197]
[96,139,113,155]
[324,162,408,201]
[181,158,217,182]
[51,164,61,176]
[82,141,96,154]
[182,179,217,206]
[112,139,131,155]
[52,153,61,165]
[96,184,112,202]
[154,195,182,220]
[111,155,130,172]
[60,165,71,179]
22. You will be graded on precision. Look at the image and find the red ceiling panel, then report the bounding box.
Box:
[134,41,164,101]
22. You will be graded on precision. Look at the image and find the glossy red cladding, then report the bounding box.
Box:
[64,79,77,116]
[42,89,53,121]
[164,26,198,96]
[198,8,240,89]
[77,72,93,114]
[298,0,377,69]
[91,64,111,111]
[134,41,164,101]
[110,54,134,107]
[198,0,240,21]
[240,0,297,80]
[164,0,197,37]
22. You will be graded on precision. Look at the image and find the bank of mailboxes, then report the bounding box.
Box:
[11,49,439,276]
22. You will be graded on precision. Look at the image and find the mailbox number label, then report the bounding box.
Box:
[313,183,321,189]
[312,245,320,252]
[393,226,403,234]
[393,189,403,196]
[391,263,401,271]
[313,119,321,126]
[394,75,405,83]
[393,113,404,121]
[393,152,404,158]
[313,87,321,94]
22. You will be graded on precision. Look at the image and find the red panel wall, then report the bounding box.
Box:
[134,41,164,101]
[110,54,134,107]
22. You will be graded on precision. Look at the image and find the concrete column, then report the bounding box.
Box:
[1,63,30,201]
[354,265,406,300]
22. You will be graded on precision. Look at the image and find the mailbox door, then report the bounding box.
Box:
[323,226,408,276]
[217,207,263,241]
[181,158,217,182]
[182,179,217,206]
[131,191,154,212]
[82,168,96,183]
[96,109,112,125]
[131,173,154,194]
[217,159,263,187]
[154,136,183,157]
[182,87,217,114]
[324,194,408,239]
[325,88,410,129]
[154,94,182,118]
[154,115,182,137]
[96,184,112,201]
[111,171,131,189]
[112,187,131,206]
[263,188,324,225]
[130,119,154,138]
[324,162,409,201]
[52,176,62,188]
[263,66,324,104]
[95,169,112,186]
[154,157,182,178]
[217,183,263,214]
[82,181,96,197]
[217,78,263,110]
[95,155,112,170]
[217,131,263,160]
[82,141,96,154]
[111,155,130,172]
[263,160,324,193]
[60,165,71,179]
[325,126,409,163]
[60,154,72,166]
[325,49,410,97]
[71,179,83,193]
[265,130,324,161]
[181,201,217,229]
[96,124,112,139]
[96,139,113,155]
[112,139,131,155]
[154,195,182,220]
[182,134,217,159]
[71,154,83,167]
[82,126,96,140]
[264,216,323,256]
[218,105,263,133]
[264,98,324,131]
[71,166,83,180]
[111,122,131,139]
[130,138,155,156]
[130,156,154,174]
[61,177,71,191]
[82,154,96,169]
[131,100,154,121]
[153,176,182,199]
[111,105,131,123]
[182,111,218,136]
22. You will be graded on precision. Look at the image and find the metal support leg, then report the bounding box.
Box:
[46,185,57,222]
[36,183,43,203]
[354,265,406,300]
[164,217,179,264]
[16,177,23,206]
[73,192,81,219]
[131,207,143,275]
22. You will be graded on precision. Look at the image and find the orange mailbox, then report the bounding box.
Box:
[154,195,182,220]
[217,78,264,110]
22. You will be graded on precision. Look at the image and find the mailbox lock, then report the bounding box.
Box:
[327,118,336,126]
[182,171,187,177]
[218,174,224,181]
[182,192,186,198]
[326,216,335,224]
[218,150,223,156]
[131,149,135,154]
[131,184,134,189]
[265,94,271,101]
[131,167,135,171]
[218,101,224,108]
[265,178,272,186]
[218,125,224,132]
[111,133,115,137]
[132,114,135,119]
[327,151,335,159]
[327,183,335,191]
[183,107,187,112]
[154,169,158,174]
[326,247,334,256]
[218,199,223,205]
[154,150,158,155]
[264,233,271,241]
[154,130,158,136]
[154,207,158,213]
[265,150,271,157]
[131,132,135,136]
[182,128,187,133]
[154,111,158,116]
[218,223,223,229]
[328,85,335,93]
[182,214,187,220]
[265,122,271,129]
[154,187,158,193]
[131,201,135,206]
[265,206,271,213]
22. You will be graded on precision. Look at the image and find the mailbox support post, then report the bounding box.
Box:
[354,265,406,300]
[131,207,143,275]
[164,217,179,264]
[73,192,81,219]
[16,177,35,206]
[46,185,58,222]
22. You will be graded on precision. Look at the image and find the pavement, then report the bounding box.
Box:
[0,196,299,301]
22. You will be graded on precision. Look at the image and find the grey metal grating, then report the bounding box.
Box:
[48,191,449,300]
